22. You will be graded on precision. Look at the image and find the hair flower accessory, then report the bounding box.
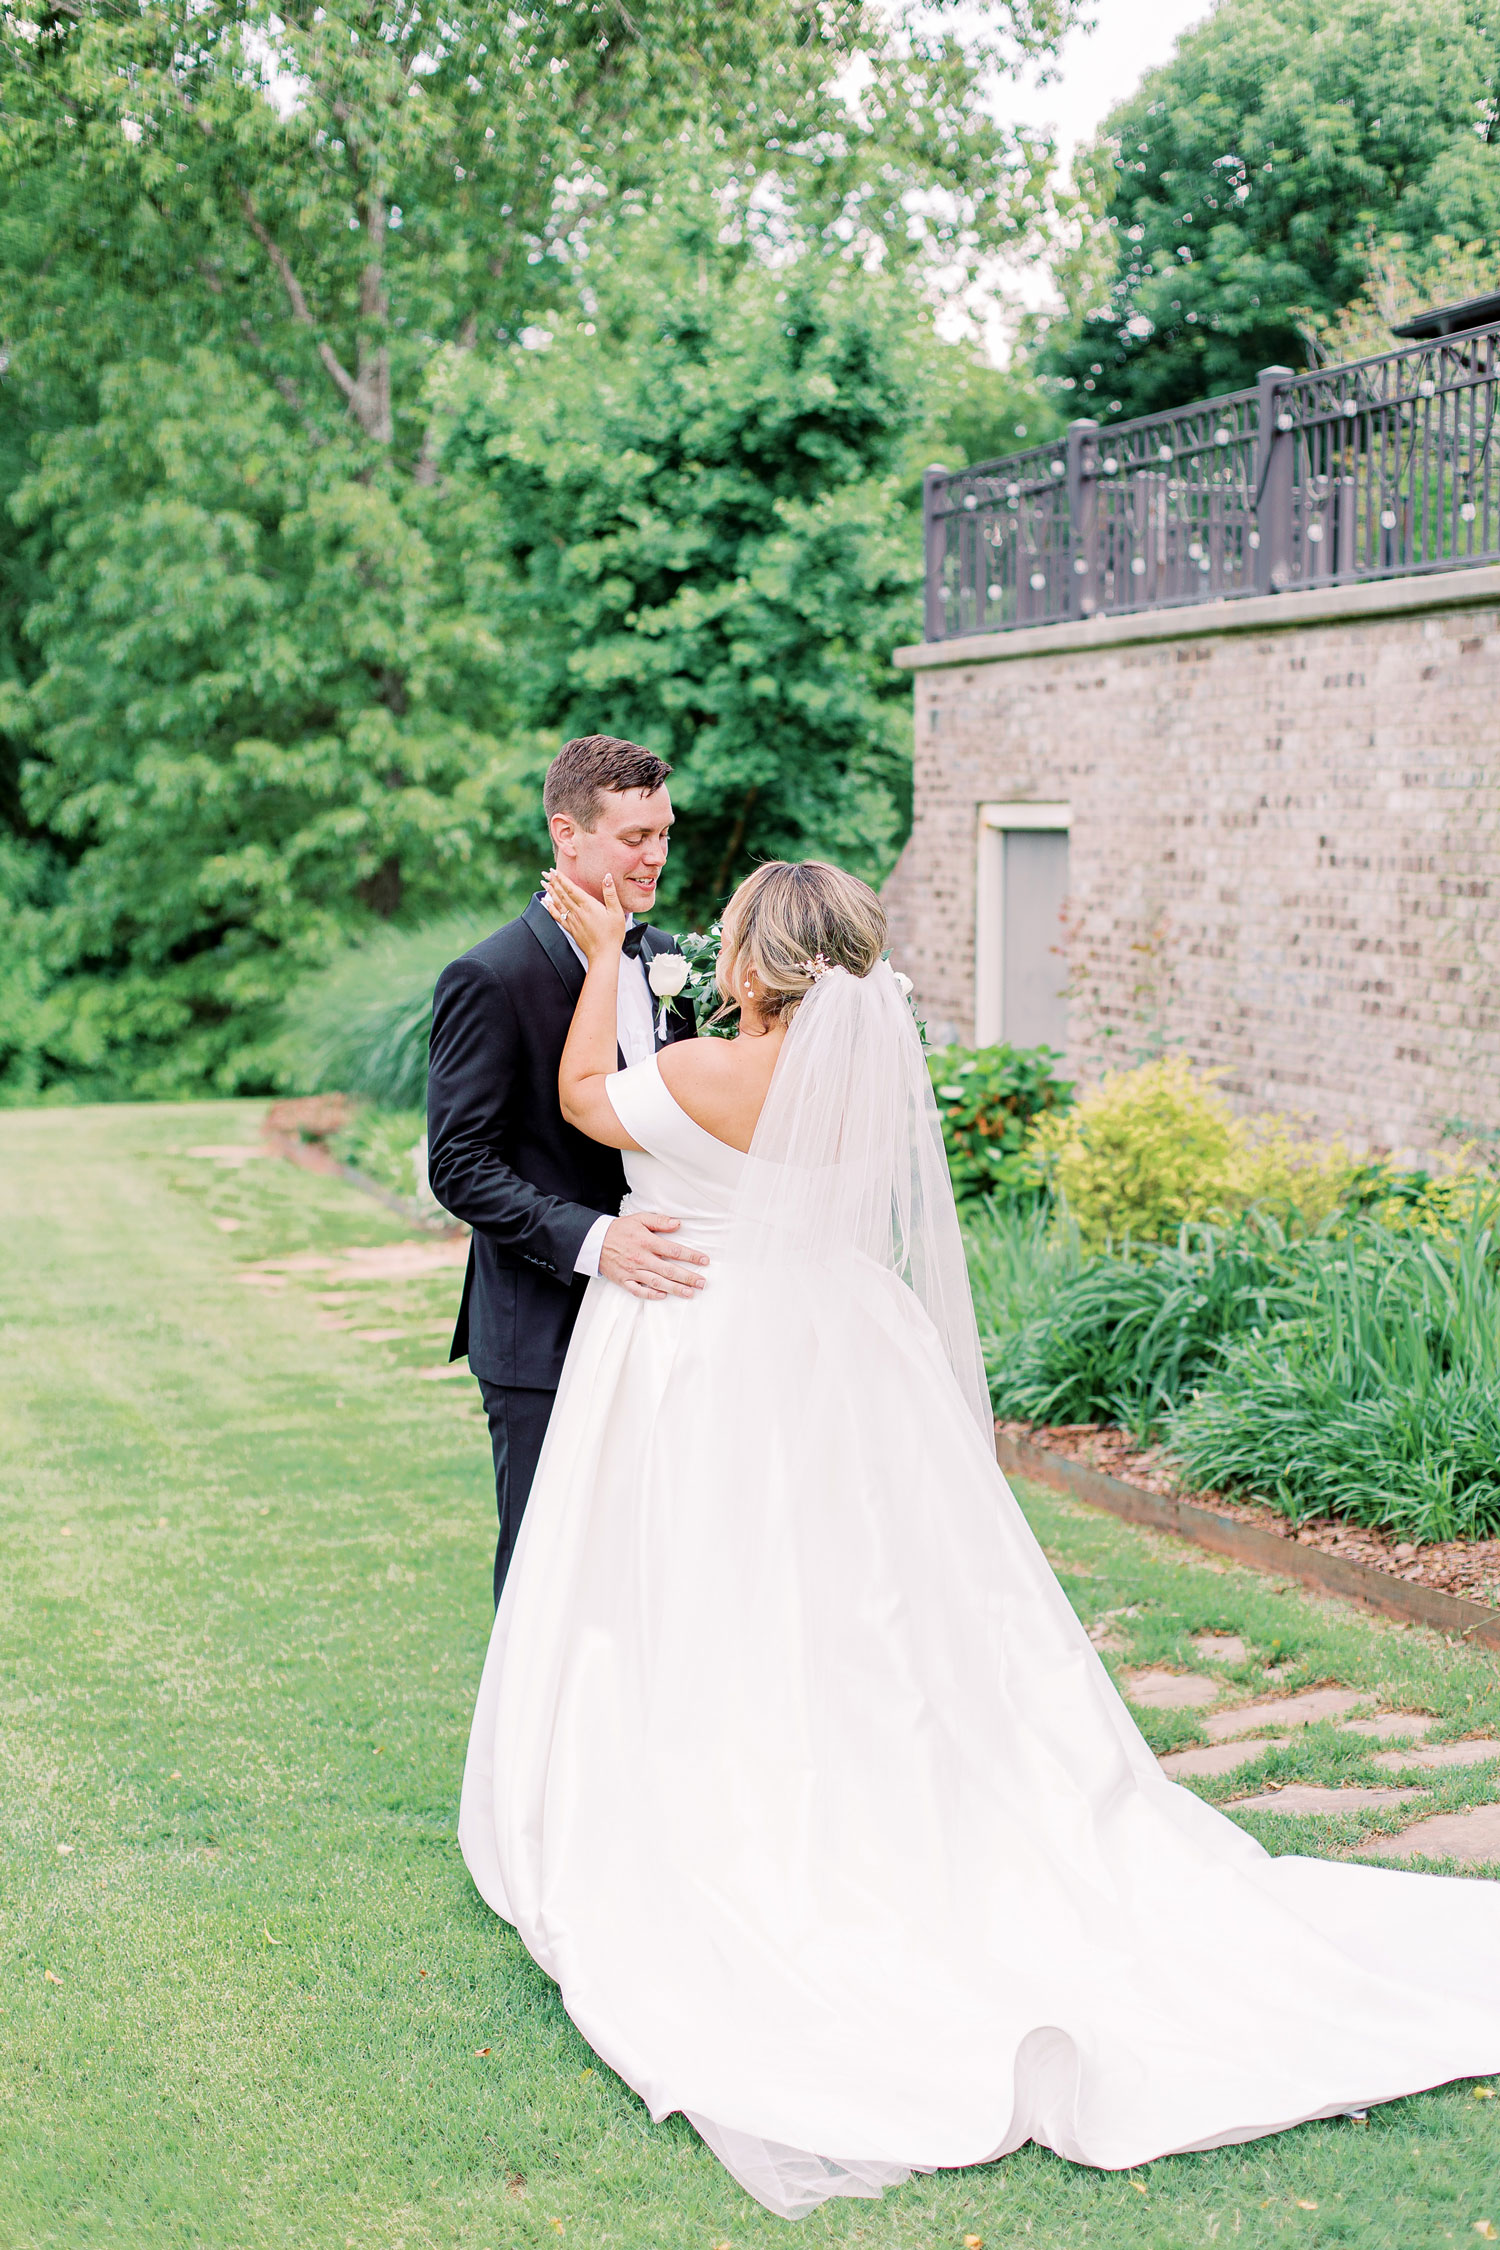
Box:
[799,953,832,980]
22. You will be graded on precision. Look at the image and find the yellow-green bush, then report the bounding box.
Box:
[1027,1055,1361,1250]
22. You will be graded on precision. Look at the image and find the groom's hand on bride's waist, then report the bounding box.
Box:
[599,1213,708,1300]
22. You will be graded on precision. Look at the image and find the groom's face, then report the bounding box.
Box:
[550,784,674,917]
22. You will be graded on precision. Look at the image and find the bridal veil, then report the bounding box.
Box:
[729,961,993,1438]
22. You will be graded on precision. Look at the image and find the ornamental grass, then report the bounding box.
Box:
[1166,1208,1500,1545]
[982,1199,1500,1544]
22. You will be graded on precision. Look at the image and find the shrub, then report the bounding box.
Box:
[1353,1157,1500,1237]
[272,913,496,1109]
[986,1193,1500,1540]
[928,1042,1073,1204]
[1028,1055,1360,1249]
[1167,1207,1500,1543]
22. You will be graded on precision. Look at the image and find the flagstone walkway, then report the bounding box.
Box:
[1122,1667,1500,1865]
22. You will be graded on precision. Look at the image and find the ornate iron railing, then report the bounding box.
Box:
[923,324,1500,641]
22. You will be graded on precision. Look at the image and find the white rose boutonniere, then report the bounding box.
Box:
[647,949,690,1035]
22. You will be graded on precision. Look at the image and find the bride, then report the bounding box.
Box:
[458,856,1500,2219]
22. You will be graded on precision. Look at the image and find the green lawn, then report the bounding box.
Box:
[3,1100,1497,2250]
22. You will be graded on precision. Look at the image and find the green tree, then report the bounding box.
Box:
[1303,230,1500,361]
[1039,0,1500,421]
[435,211,963,919]
[1,0,1079,561]
[2,351,542,1095]
[0,0,1082,1096]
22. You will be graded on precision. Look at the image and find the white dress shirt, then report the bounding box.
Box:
[567,918,656,1277]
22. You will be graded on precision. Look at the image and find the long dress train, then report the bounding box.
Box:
[459,1046,1500,2219]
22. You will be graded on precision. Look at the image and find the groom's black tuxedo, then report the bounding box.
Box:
[426,893,696,1596]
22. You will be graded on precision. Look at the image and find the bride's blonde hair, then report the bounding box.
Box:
[715,860,887,1026]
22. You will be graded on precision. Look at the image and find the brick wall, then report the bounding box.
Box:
[884,585,1500,1154]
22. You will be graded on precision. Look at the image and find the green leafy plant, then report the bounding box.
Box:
[328,1104,431,1206]
[985,1190,1500,1541]
[675,926,735,1040]
[928,1042,1073,1204]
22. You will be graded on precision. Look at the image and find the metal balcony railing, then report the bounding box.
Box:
[923,323,1500,641]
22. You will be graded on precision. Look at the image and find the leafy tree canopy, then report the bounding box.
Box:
[435,208,944,923]
[1039,0,1500,422]
[0,0,1078,1096]
[0,0,1079,463]
[2,346,545,1096]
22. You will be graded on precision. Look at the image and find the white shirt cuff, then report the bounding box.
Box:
[574,1213,613,1277]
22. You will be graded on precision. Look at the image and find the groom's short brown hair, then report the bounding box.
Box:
[544,735,673,829]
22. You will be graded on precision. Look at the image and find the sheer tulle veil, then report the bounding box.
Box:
[728,960,992,1437]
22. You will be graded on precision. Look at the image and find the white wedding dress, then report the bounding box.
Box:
[460,970,1500,2220]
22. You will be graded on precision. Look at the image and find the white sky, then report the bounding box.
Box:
[940,0,1218,346]
[994,0,1217,174]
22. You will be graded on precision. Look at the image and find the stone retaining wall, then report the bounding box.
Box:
[885,567,1500,1151]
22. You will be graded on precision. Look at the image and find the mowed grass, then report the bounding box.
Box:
[1,1100,1497,2250]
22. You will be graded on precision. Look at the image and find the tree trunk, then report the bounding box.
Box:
[356,855,402,918]
[352,198,393,445]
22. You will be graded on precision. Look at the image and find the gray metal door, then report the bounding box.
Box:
[1002,828,1070,1050]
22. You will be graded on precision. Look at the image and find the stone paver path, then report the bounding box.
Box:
[1349,1804,1500,1862]
[1148,1673,1500,1861]
[1340,1712,1436,1741]
[247,1241,469,1282]
[1160,1738,1292,1780]
[1121,1669,1221,1709]
[1191,1633,1248,1663]
[1371,1738,1500,1773]
[1228,1784,1430,1816]
[1203,1687,1370,1741]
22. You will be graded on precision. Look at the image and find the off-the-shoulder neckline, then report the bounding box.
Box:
[623,1052,748,1159]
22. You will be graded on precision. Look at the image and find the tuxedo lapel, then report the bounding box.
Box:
[637,926,664,1051]
[522,893,585,1005]
[523,896,688,1054]
[525,890,634,1066]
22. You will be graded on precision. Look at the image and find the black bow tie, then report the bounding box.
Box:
[620,922,648,961]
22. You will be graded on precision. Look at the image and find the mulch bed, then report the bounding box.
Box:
[997,1420,1500,1613]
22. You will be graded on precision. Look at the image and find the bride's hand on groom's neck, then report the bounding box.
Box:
[542,868,628,962]
[551,866,641,1150]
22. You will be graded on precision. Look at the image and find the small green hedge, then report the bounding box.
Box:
[1028,1054,1361,1249]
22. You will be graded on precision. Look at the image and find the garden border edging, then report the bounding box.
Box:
[261,1118,464,1236]
[995,1429,1500,1652]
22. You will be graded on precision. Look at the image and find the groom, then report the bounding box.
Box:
[426,734,704,1604]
